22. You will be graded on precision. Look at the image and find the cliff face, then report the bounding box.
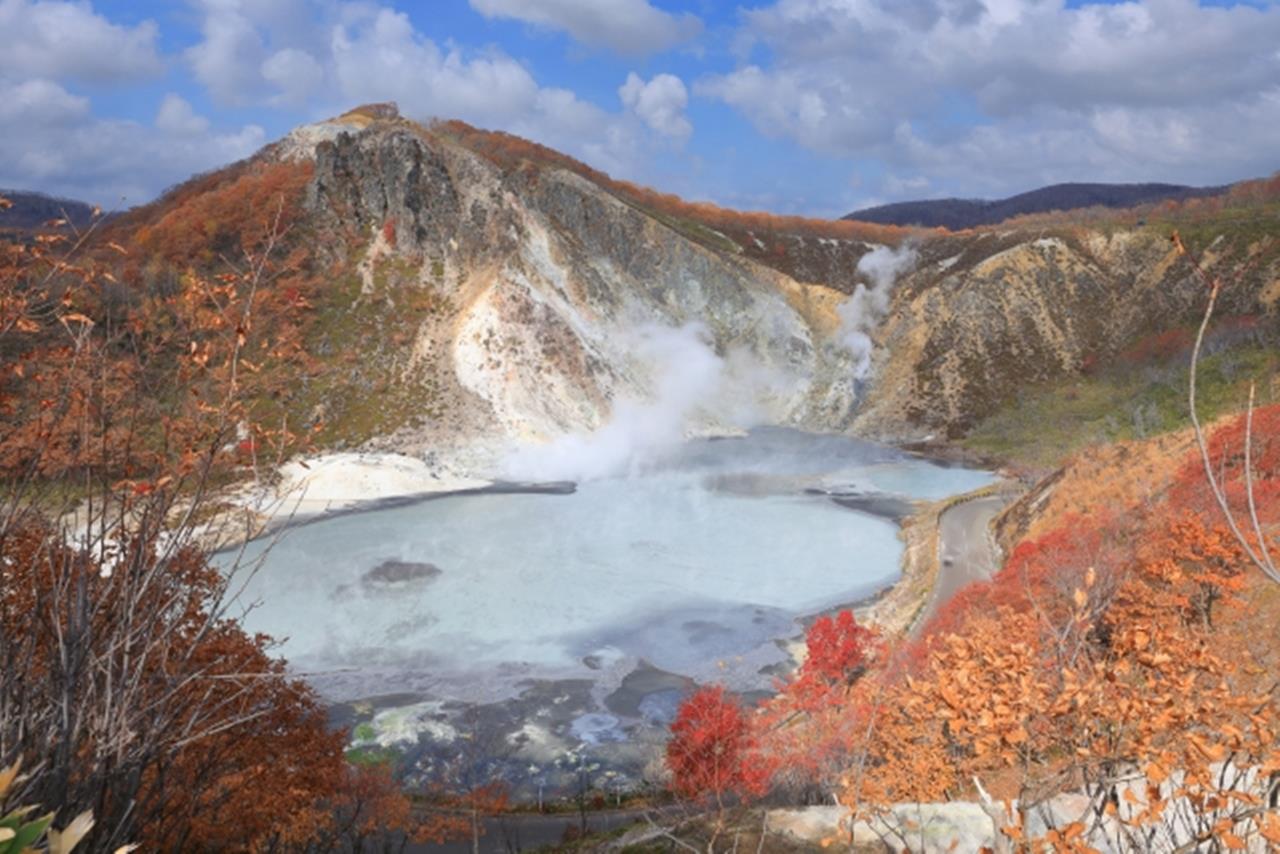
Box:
[854,229,1277,441]
[289,113,865,469]
[166,107,1277,465]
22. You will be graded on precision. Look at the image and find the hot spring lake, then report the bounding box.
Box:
[226,429,992,784]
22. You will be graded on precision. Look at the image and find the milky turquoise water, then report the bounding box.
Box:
[229,429,992,702]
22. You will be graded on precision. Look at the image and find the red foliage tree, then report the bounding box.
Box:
[1171,402,1280,526]
[0,189,419,851]
[666,686,770,807]
[128,160,313,265]
[802,610,876,687]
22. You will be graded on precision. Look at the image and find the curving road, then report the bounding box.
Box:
[915,495,1006,632]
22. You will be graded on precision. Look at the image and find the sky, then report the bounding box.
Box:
[1,0,1278,216]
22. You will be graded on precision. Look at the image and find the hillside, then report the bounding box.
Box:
[844,182,1228,229]
[8,103,1277,480]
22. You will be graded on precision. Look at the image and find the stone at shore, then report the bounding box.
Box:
[767,804,995,852]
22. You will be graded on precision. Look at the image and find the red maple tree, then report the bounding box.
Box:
[666,686,770,805]
[801,610,876,687]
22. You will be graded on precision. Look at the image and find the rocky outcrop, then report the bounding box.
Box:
[287,113,864,471]
[247,108,1280,460]
[854,230,1277,440]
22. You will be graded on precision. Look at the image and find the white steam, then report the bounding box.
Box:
[837,244,918,378]
[504,323,725,482]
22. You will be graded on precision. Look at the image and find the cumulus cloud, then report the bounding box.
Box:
[155,94,210,135]
[0,2,271,204]
[261,47,325,105]
[0,1,687,207]
[330,9,540,125]
[184,0,332,105]
[619,72,692,141]
[0,78,89,126]
[468,0,701,56]
[701,0,1280,200]
[186,4,266,103]
[0,80,264,206]
[0,0,162,83]
[176,2,653,176]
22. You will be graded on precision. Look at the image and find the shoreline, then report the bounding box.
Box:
[202,429,971,550]
[858,479,1015,637]
[203,436,1016,664]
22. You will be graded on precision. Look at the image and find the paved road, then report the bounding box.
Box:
[916,495,1006,631]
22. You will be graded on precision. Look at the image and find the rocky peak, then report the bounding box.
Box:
[306,126,466,256]
[345,102,400,122]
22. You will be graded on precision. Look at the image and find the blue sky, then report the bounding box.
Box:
[1,0,1278,215]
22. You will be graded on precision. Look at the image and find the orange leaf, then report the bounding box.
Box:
[1220,831,1246,850]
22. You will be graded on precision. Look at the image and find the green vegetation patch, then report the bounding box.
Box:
[344,744,400,767]
[962,340,1280,471]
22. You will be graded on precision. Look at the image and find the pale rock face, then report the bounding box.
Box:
[285,115,1276,457]
[273,118,367,162]
[452,269,615,441]
[299,122,861,474]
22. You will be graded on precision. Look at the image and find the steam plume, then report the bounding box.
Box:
[838,243,918,377]
[504,323,724,481]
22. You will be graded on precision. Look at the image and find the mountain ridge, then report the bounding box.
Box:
[9,104,1278,469]
[0,188,98,232]
[845,181,1230,230]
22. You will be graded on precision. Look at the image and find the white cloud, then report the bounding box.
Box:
[261,47,324,105]
[0,80,264,206]
[0,78,89,125]
[468,0,701,55]
[185,0,330,105]
[0,1,694,206]
[619,72,691,141]
[330,9,540,125]
[0,0,162,83]
[325,6,646,174]
[884,100,1280,198]
[186,1,270,104]
[155,93,210,135]
[176,2,651,177]
[701,0,1280,200]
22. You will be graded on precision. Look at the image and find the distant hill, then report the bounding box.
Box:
[844,182,1228,230]
[0,189,97,231]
